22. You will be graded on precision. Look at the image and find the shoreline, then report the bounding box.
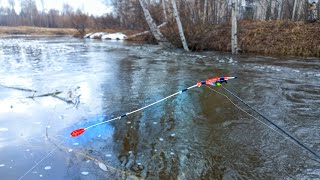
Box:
[0,26,77,36]
[1,21,320,58]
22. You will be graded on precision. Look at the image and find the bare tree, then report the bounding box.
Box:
[292,0,297,21]
[8,0,16,25]
[231,0,238,54]
[71,9,88,37]
[277,0,282,20]
[296,0,304,20]
[171,0,189,51]
[115,0,126,27]
[203,0,208,23]
[47,9,59,27]
[162,0,168,22]
[138,0,172,47]
[8,0,15,12]
[20,0,38,26]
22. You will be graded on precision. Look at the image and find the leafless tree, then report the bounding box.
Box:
[138,0,172,47]
[71,10,88,37]
[231,0,238,54]
[20,0,38,26]
[171,0,189,51]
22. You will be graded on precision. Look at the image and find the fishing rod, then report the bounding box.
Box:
[218,85,320,160]
[70,76,237,137]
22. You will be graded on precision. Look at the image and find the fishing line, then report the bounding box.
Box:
[70,76,237,137]
[70,84,200,137]
[205,85,286,137]
[19,76,236,179]
[18,140,65,180]
[19,88,82,179]
[206,85,320,163]
[219,85,320,161]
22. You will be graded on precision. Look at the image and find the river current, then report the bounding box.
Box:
[0,36,319,179]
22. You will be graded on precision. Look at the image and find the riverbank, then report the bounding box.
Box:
[128,20,320,57]
[0,26,77,36]
[2,20,320,57]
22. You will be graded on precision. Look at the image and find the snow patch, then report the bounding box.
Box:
[101,33,127,40]
[44,166,51,170]
[0,128,9,132]
[84,32,127,40]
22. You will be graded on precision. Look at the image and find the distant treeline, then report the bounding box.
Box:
[112,0,319,29]
[0,0,121,30]
[0,0,318,30]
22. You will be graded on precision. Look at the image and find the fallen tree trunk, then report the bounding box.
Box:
[128,22,167,38]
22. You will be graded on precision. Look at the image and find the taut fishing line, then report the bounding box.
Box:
[19,87,84,180]
[215,85,320,161]
[18,140,65,180]
[205,85,286,137]
[206,85,320,163]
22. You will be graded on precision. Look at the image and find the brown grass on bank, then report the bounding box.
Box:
[0,26,77,36]
[238,20,320,57]
[129,20,320,57]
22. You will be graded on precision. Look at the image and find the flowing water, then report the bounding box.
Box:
[0,36,319,179]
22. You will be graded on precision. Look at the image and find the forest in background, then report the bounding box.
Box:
[0,0,317,30]
[1,0,320,56]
